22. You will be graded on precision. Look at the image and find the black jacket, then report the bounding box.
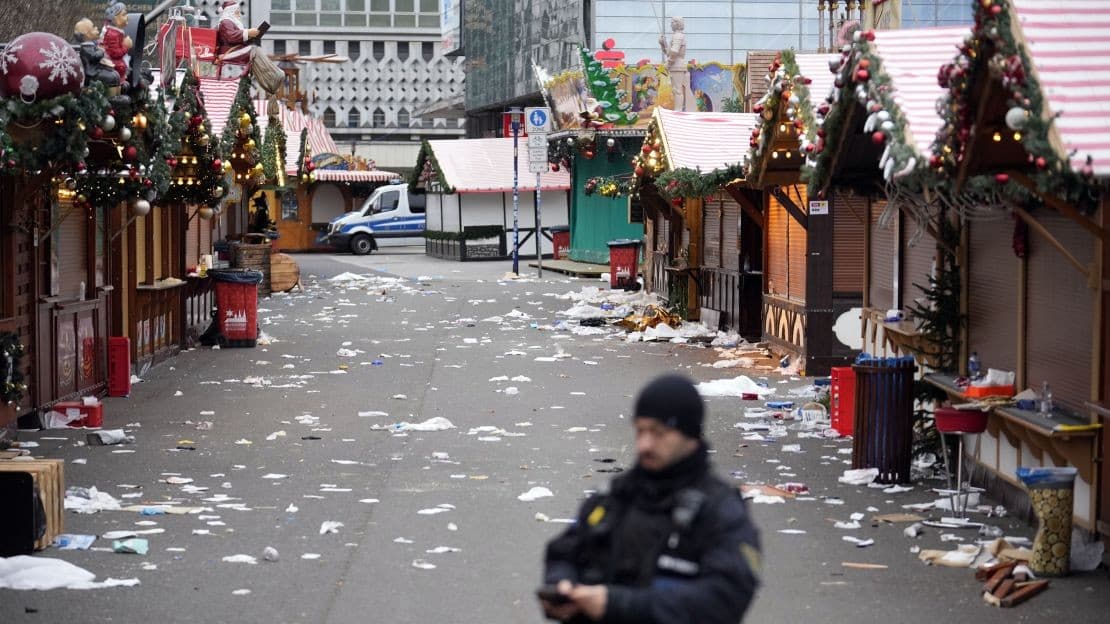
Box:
[543,444,760,623]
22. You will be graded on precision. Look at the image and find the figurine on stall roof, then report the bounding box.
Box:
[101,2,132,86]
[72,18,121,92]
[659,16,690,111]
[216,0,261,79]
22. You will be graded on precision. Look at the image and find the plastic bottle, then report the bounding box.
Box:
[968,352,981,380]
[1040,381,1053,417]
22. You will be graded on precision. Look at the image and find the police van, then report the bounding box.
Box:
[323,183,426,255]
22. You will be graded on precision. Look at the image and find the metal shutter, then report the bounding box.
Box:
[1025,211,1095,408]
[901,216,937,307]
[56,201,87,298]
[833,191,866,295]
[869,199,894,310]
[721,195,741,272]
[787,205,807,302]
[703,198,721,269]
[766,195,788,298]
[967,218,1019,375]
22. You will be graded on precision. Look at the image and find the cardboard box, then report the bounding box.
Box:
[0,458,65,550]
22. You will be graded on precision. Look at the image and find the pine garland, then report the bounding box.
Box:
[163,72,228,207]
[0,82,109,174]
[931,0,1100,210]
[0,331,27,406]
[261,111,286,185]
[410,139,452,193]
[747,50,819,182]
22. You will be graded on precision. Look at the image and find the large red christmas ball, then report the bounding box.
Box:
[123,146,138,162]
[0,32,84,101]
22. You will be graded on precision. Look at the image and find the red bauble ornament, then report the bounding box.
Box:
[306,162,316,172]
[634,165,644,176]
[90,126,105,140]
[641,144,652,154]
[212,159,223,171]
[0,32,84,101]
[871,131,886,145]
[856,69,870,82]
[143,178,153,187]
[130,168,140,179]
[929,155,942,168]
[7,159,18,169]
[1035,156,1047,169]
[191,114,203,127]
[551,163,559,172]
[995,173,1010,184]
[804,144,815,153]
[863,30,876,42]
[858,59,871,70]
[990,4,1002,15]
[123,146,138,162]
[753,104,763,114]
[818,103,830,115]
[166,157,177,168]
[671,197,683,207]
[76,161,86,171]
[583,150,595,159]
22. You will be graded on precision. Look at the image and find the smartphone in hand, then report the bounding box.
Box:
[536,585,572,605]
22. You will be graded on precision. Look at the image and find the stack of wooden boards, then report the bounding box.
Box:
[978,561,1050,608]
[0,455,65,553]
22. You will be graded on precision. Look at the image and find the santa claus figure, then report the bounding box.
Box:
[100,2,132,85]
[217,0,260,78]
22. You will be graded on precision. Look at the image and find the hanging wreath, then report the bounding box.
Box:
[0,332,27,405]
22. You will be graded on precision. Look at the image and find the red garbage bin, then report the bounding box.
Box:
[210,269,263,347]
[108,336,131,397]
[607,239,642,289]
[550,226,570,260]
[830,366,855,437]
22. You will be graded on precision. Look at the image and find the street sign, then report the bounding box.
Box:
[529,160,549,174]
[809,200,829,215]
[527,133,548,148]
[524,107,552,134]
[527,147,548,163]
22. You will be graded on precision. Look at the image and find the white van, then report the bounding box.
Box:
[323,183,426,255]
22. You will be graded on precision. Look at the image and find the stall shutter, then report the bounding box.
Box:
[721,195,740,272]
[901,215,937,306]
[1025,212,1094,408]
[833,192,866,295]
[766,196,788,298]
[200,217,212,257]
[869,199,894,310]
[57,202,87,298]
[967,219,1019,376]
[702,199,721,269]
[787,206,807,302]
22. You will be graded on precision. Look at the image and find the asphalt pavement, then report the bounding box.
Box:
[1,247,1107,623]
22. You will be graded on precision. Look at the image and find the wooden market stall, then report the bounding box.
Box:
[628,108,761,331]
[926,0,1110,535]
[745,51,865,374]
[414,138,570,261]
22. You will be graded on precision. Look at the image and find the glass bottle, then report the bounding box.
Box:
[1040,381,1053,418]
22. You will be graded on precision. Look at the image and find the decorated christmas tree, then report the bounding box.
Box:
[260,104,287,186]
[221,75,265,186]
[164,71,228,207]
[579,46,638,126]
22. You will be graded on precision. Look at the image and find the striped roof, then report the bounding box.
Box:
[314,169,400,183]
[655,109,760,171]
[795,53,839,107]
[424,138,571,194]
[870,26,970,157]
[196,78,241,137]
[1013,0,1110,177]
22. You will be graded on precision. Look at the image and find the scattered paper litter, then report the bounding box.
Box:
[319,521,344,535]
[373,417,455,432]
[261,474,288,480]
[412,559,436,570]
[518,487,554,502]
[838,468,879,486]
[842,536,875,547]
[64,487,122,514]
[918,544,982,568]
[232,589,251,596]
[778,529,807,535]
[0,556,140,590]
[695,375,775,398]
[222,554,258,565]
[426,546,461,554]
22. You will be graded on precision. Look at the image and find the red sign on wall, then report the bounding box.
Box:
[501,112,528,138]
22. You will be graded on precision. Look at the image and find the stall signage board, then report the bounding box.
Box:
[809,200,829,215]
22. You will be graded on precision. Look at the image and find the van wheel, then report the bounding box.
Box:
[350,234,373,255]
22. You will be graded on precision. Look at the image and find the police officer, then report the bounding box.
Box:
[540,373,760,623]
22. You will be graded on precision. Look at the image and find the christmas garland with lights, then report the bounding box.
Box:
[747,50,819,181]
[221,76,264,186]
[931,0,1100,209]
[294,128,318,185]
[0,82,108,174]
[163,72,228,207]
[0,331,27,406]
[410,139,452,193]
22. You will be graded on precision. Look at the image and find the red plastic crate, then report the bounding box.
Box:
[108,336,131,397]
[830,366,856,437]
[56,401,103,428]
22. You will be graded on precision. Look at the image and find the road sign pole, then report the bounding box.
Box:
[535,172,543,278]
[511,110,521,275]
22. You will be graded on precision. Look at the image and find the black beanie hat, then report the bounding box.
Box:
[633,374,704,439]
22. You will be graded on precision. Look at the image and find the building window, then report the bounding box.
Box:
[274,40,288,56]
[421,41,434,61]
[372,107,385,127]
[348,41,360,60]
[370,0,390,26]
[299,41,312,57]
[398,108,410,127]
[396,0,413,11]
[323,107,336,127]
[272,0,292,24]
[418,0,438,27]
[397,42,409,61]
[323,40,336,55]
[372,41,384,61]
[348,108,360,128]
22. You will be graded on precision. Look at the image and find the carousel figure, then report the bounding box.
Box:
[101,2,132,85]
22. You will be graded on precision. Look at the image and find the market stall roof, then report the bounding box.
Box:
[1012,0,1110,177]
[870,26,970,158]
[423,138,571,194]
[796,53,839,103]
[655,109,760,172]
[197,78,241,137]
[313,169,400,182]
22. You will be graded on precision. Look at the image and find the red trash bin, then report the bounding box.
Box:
[210,269,263,347]
[108,336,131,397]
[550,226,570,260]
[607,239,641,290]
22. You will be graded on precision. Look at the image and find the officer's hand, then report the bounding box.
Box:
[540,580,580,621]
[568,584,608,621]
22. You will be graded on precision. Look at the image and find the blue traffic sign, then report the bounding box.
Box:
[524,107,552,133]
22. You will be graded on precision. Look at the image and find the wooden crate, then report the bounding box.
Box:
[0,458,65,550]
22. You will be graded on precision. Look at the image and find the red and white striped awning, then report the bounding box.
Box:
[196,77,241,137]
[795,53,839,106]
[654,109,760,171]
[1012,0,1110,178]
[312,169,400,182]
[425,138,571,193]
[870,26,969,157]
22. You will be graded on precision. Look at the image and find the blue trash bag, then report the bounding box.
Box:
[1016,466,1077,488]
